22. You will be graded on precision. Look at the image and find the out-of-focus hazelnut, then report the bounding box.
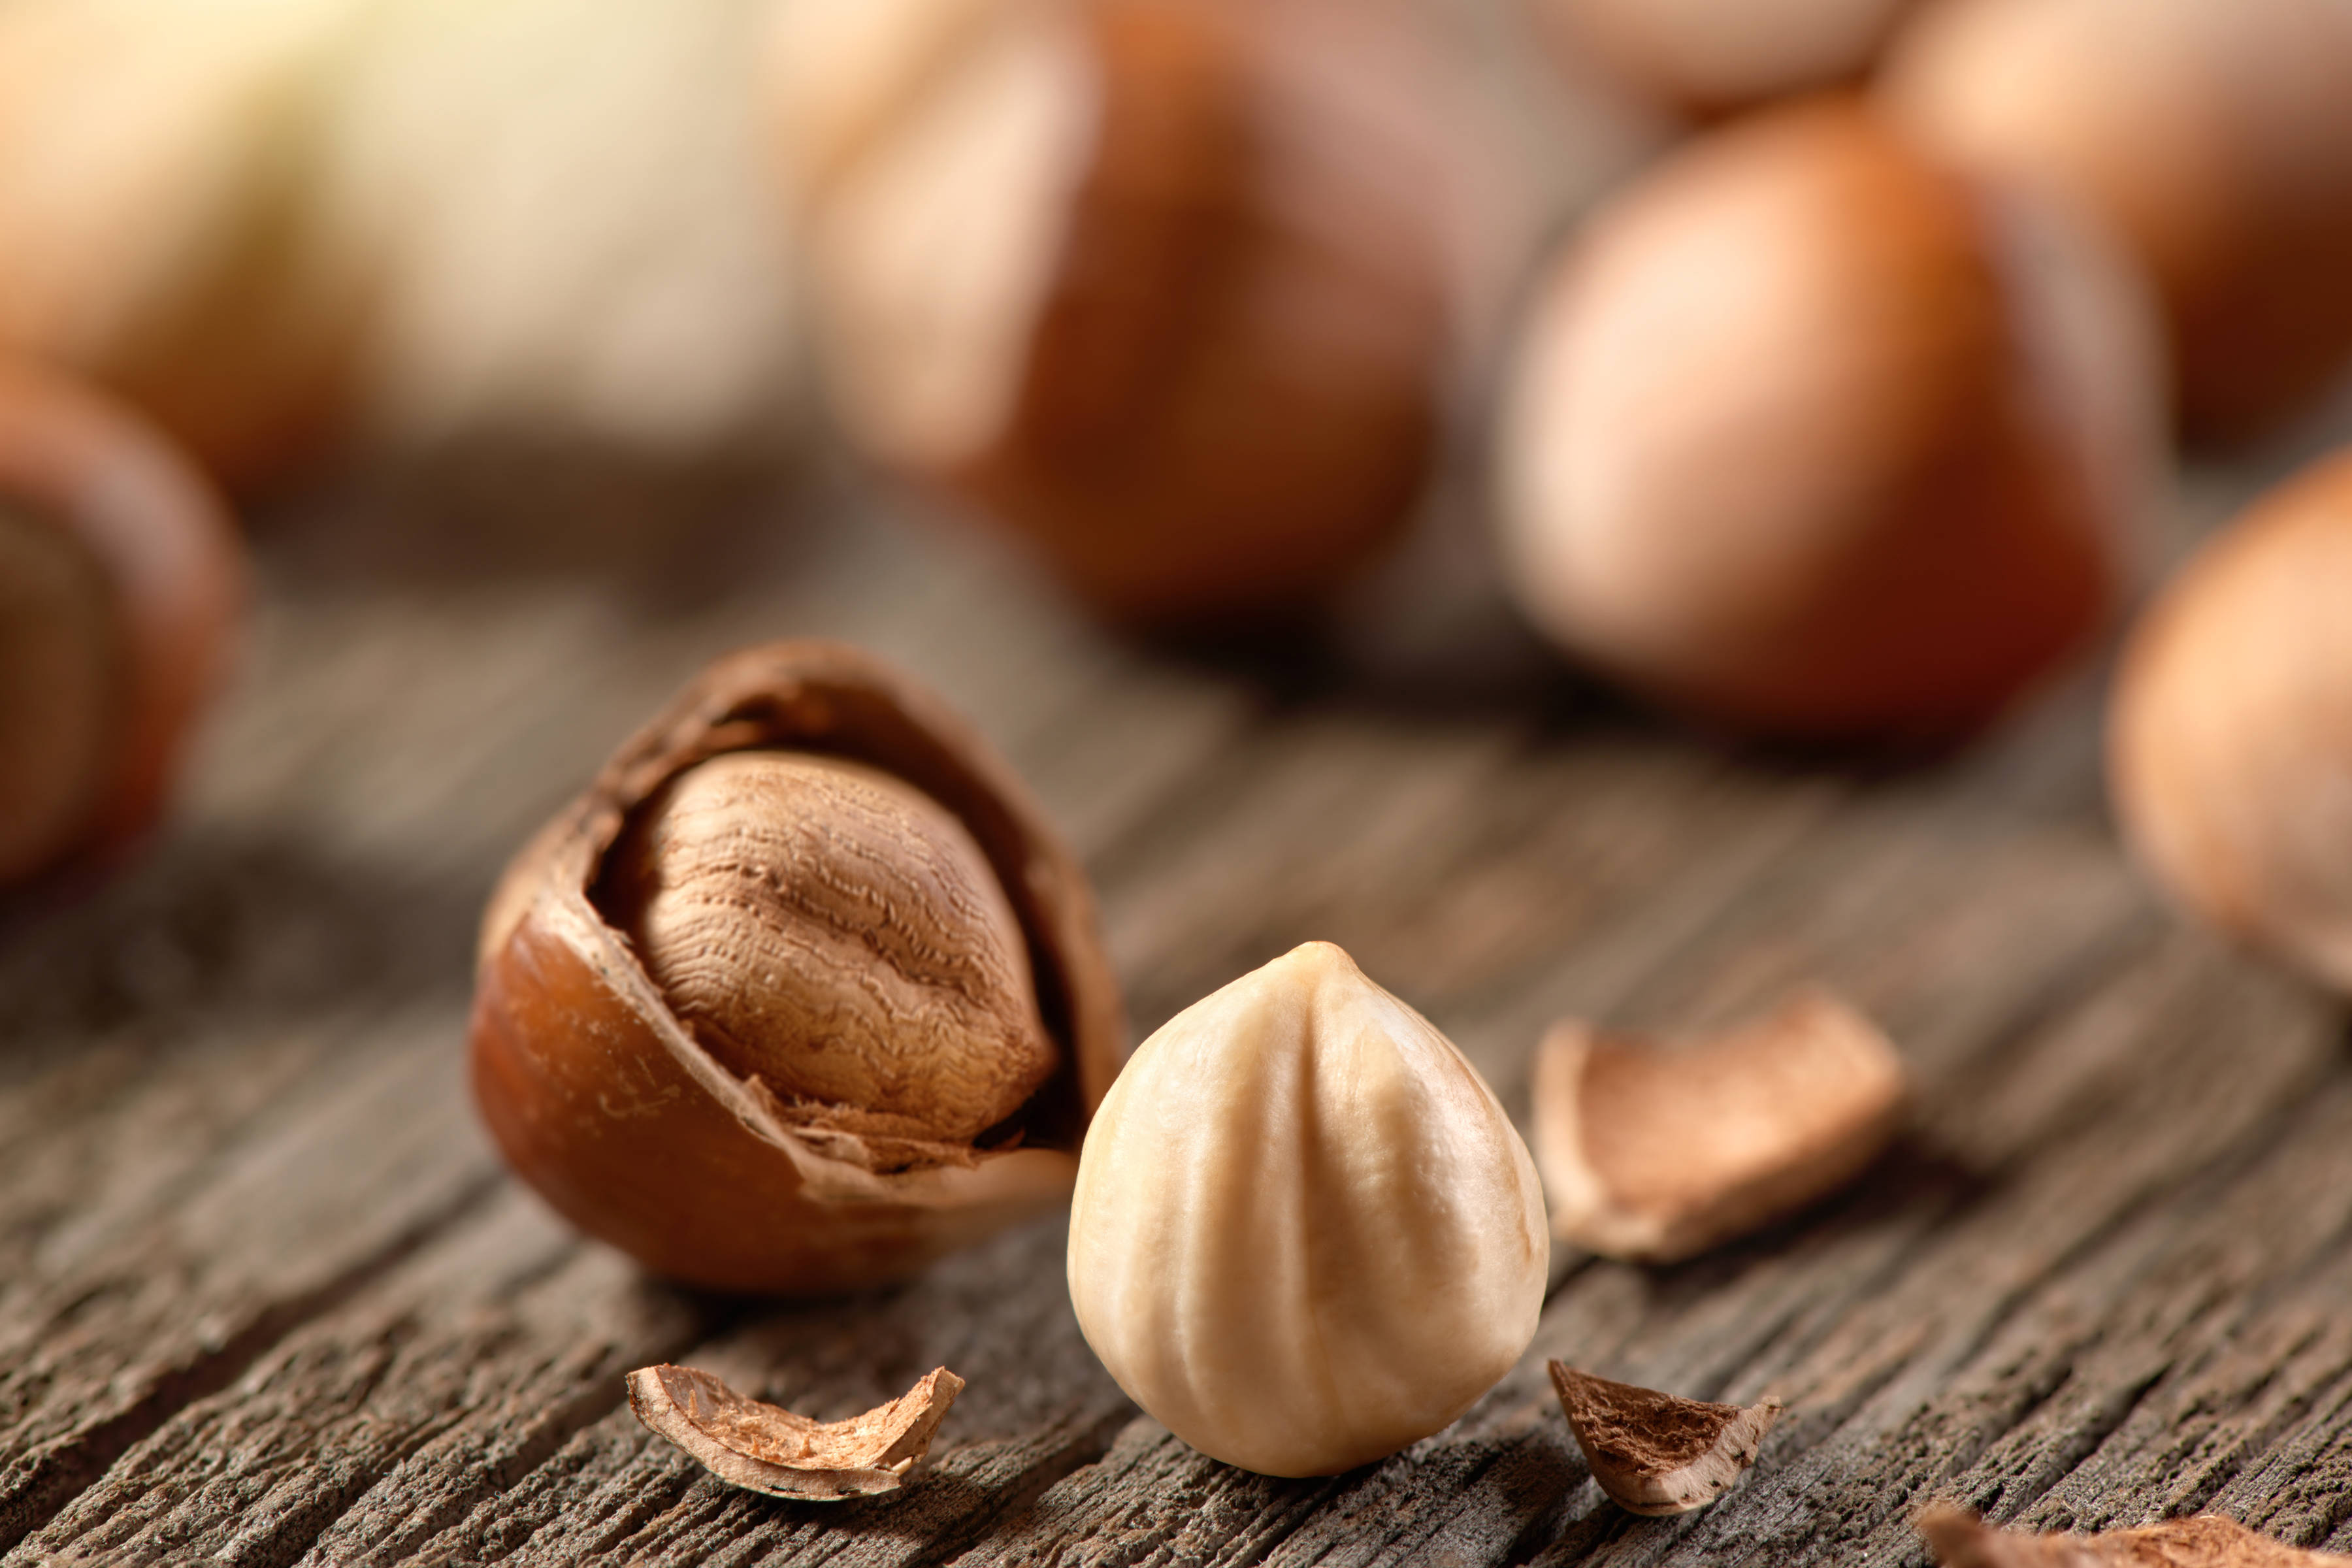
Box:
[770,0,1459,624]
[1883,0,2352,444]
[0,360,240,883]
[2109,448,2352,993]
[1526,0,1922,117]
[1495,99,2164,740]
[0,0,363,482]
[470,640,1123,1294]
[310,0,803,452]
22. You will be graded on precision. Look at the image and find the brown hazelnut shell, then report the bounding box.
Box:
[0,359,241,882]
[1884,0,2352,444]
[794,0,1454,625]
[469,640,1125,1294]
[2108,448,2352,993]
[1495,99,2161,740]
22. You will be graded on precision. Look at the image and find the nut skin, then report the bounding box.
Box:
[599,751,1058,1148]
[1884,0,2352,444]
[469,640,1124,1294]
[0,359,241,883]
[2109,448,2352,993]
[790,0,1455,625]
[1495,98,2161,740]
[1067,941,1548,1477]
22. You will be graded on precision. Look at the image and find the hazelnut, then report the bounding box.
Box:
[772,0,1458,623]
[470,640,1123,1294]
[0,1,360,480]
[1917,1506,2345,1568]
[0,359,240,883]
[2109,448,2352,994]
[1066,941,1548,1477]
[1527,0,1922,117]
[1494,99,2164,740]
[1883,0,2352,444]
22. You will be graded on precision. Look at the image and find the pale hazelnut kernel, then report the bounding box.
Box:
[1068,940,1548,1477]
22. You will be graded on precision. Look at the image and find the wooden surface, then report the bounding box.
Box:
[5,419,2352,1568]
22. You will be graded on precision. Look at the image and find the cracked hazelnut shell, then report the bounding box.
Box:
[1549,1364,1782,1515]
[469,640,1123,1294]
[0,359,240,883]
[1531,988,1908,1262]
[1919,1506,2350,1568]
[779,0,1455,623]
[2109,448,2352,994]
[1495,98,2163,740]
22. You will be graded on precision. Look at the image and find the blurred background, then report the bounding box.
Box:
[6,0,2352,1037]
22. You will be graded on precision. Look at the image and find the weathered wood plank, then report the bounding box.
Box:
[4,436,2352,1567]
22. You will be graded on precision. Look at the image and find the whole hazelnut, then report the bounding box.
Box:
[1882,0,2352,444]
[2109,448,2352,993]
[470,641,1124,1294]
[1495,99,2164,740]
[0,359,240,883]
[771,0,1458,623]
[306,0,802,451]
[0,1,360,481]
[1067,941,1548,1477]
[1527,0,1922,117]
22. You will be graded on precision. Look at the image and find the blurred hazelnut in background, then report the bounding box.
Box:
[1525,0,1923,118]
[0,361,241,884]
[1494,99,2164,741]
[0,0,370,484]
[1883,0,2352,444]
[2110,449,2352,994]
[313,0,804,455]
[770,0,1467,625]
[0,0,806,489]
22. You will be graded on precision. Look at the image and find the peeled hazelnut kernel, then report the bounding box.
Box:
[470,641,1123,1294]
[1531,989,1909,1264]
[1548,1364,1782,1516]
[1883,0,2352,444]
[1067,941,1549,1478]
[598,751,1057,1148]
[1917,1506,2351,1568]
[1529,0,1922,117]
[777,0,1458,624]
[0,360,241,884]
[627,1363,964,1501]
[2109,449,2352,994]
[1495,98,2164,740]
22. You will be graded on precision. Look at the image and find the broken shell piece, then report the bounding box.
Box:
[1917,1505,2351,1568]
[625,1363,964,1501]
[1531,988,1908,1262]
[1549,1363,1781,1516]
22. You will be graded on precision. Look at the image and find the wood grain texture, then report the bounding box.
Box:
[2,414,2351,1565]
